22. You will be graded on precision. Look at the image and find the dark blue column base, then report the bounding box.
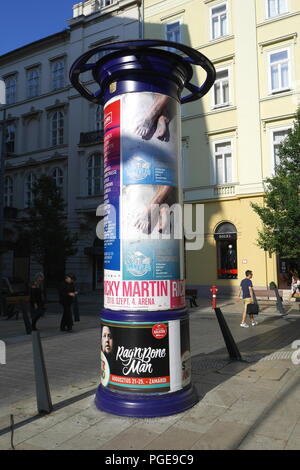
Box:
[95,384,198,418]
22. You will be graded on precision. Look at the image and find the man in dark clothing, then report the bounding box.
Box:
[69,273,80,322]
[30,273,45,331]
[59,275,76,332]
[237,270,257,328]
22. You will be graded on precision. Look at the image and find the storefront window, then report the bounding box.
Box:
[214,222,237,279]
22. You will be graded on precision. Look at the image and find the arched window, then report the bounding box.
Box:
[214,222,238,279]
[4,176,13,207]
[25,173,36,208]
[51,111,64,146]
[52,167,63,190]
[87,153,103,196]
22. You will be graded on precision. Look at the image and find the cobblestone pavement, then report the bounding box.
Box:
[0,295,300,450]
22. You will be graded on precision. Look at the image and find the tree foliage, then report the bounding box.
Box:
[251,107,300,260]
[20,175,77,282]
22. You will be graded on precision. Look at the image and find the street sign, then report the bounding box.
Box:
[214,233,237,240]
[0,80,6,105]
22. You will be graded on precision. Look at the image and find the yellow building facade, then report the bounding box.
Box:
[143,0,300,296]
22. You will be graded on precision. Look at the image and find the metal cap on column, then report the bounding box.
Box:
[70,40,215,418]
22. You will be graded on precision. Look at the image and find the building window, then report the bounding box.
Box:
[27,67,40,98]
[182,138,189,189]
[267,0,288,18]
[100,0,113,6]
[4,176,13,207]
[272,128,290,168]
[6,123,16,153]
[269,49,290,93]
[95,105,104,131]
[52,167,64,190]
[214,141,232,184]
[25,173,36,208]
[213,69,229,107]
[5,76,17,104]
[165,21,181,43]
[211,3,227,40]
[51,111,64,146]
[87,153,103,196]
[51,59,65,91]
[94,49,109,62]
[214,222,238,279]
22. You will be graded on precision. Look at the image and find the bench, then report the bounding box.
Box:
[185,289,198,308]
[254,290,280,300]
[6,295,30,305]
[4,295,30,320]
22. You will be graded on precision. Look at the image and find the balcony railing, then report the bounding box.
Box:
[79,130,104,146]
[213,184,236,197]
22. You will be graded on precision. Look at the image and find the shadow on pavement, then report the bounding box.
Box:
[191,315,300,400]
[0,388,97,438]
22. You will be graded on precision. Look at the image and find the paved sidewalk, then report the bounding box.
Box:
[0,297,300,450]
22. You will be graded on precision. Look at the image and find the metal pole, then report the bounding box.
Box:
[270,281,286,315]
[0,80,7,316]
[214,307,242,361]
[19,300,32,335]
[32,330,53,414]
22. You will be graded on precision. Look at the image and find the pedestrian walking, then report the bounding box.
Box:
[69,273,80,322]
[59,275,77,332]
[30,272,45,331]
[288,268,300,302]
[237,270,258,328]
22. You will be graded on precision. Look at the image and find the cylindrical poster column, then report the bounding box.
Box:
[70,40,215,417]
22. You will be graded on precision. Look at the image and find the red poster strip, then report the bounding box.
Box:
[110,375,170,386]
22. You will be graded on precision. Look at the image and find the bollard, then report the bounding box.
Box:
[0,296,7,317]
[270,282,287,316]
[32,331,53,414]
[19,300,32,335]
[73,296,80,322]
[70,39,215,418]
[210,284,218,309]
[214,308,242,361]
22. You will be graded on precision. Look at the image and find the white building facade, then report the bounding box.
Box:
[0,0,142,290]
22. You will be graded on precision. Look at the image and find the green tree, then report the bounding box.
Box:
[251,107,300,264]
[20,175,78,285]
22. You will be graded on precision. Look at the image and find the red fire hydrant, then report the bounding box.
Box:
[210,284,218,309]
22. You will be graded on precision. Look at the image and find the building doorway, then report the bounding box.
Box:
[214,222,238,279]
[277,256,299,289]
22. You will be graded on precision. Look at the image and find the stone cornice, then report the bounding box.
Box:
[21,107,43,122]
[45,100,69,116]
[0,30,70,65]
[4,152,68,171]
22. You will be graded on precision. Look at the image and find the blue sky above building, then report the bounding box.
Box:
[0,0,75,55]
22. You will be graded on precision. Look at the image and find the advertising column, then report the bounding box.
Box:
[69,39,215,417]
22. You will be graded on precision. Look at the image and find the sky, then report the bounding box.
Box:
[0,0,76,55]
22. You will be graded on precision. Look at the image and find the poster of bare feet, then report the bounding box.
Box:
[103,92,185,311]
